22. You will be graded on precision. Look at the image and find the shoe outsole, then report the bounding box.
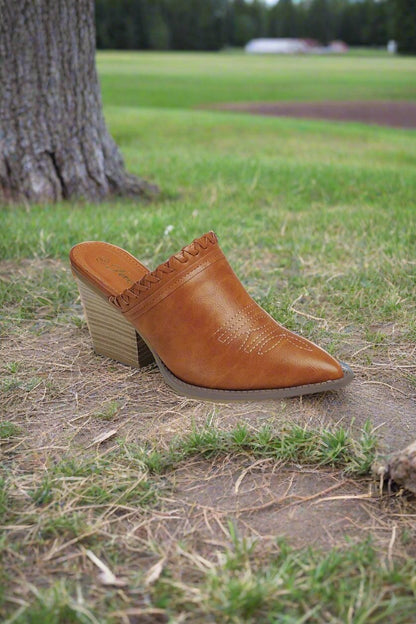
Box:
[153,353,354,401]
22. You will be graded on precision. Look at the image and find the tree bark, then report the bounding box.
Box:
[0,0,155,203]
[373,440,416,495]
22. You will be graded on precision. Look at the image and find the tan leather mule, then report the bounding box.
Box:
[70,232,353,400]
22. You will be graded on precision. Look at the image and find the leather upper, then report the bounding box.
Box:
[106,232,344,390]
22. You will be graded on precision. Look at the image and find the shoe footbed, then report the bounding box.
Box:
[70,242,149,296]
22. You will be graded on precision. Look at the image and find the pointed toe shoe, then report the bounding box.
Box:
[70,232,353,400]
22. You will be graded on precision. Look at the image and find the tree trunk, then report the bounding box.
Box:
[0,0,155,203]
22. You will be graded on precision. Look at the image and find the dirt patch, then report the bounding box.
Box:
[2,259,415,559]
[0,257,64,279]
[1,260,415,457]
[212,100,416,129]
[2,321,415,458]
[162,458,416,555]
[2,261,416,619]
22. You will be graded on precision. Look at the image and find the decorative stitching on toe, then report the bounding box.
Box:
[213,303,314,355]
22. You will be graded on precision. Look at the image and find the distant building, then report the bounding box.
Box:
[245,39,309,54]
[245,38,348,55]
[328,40,349,53]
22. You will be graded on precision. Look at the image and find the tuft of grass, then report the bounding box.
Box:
[0,421,21,439]
[1,454,160,558]
[11,580,97,624]
[1,375,42,393]
[121,420,378,477]
[39,513,90,541]
[0,265,76,330]
[0,477,9,523]
[151,534,416,623]
[6,533,416,623]
[30,475,54,506]
[92,401,120,421]
[44,456,156,507]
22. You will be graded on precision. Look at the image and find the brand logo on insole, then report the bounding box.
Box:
[96,256,132,284]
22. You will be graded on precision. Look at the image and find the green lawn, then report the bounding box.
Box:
[1,105,415,341]
[98,50,416,108]
[1,51,416,623]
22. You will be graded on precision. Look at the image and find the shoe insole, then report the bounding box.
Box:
[70,241,149,296]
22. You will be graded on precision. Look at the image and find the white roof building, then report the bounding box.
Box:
[245,38,309,54]
[245,38,348,55]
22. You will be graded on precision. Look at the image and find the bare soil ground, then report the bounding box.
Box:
[2,261,416,547]
[2,259,416,619]
[3,308,415,456]
[212,100,416,129]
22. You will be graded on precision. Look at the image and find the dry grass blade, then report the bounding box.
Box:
[144,557,166,586]
[85,549,128,587]
[86,429,118,448]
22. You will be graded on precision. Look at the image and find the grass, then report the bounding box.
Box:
[1,50,416,623]
[151,535,416,624]
[92,400,120,421]
[6,537,416,624]
[1,109,415,341]
[1,110,414,370]
[97,51,416,108]
[7,538,416,623]
[1,420,412,623]
[129,420,378,476]
[0,421,20,439]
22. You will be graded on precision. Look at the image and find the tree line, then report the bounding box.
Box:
[95,0,416,54]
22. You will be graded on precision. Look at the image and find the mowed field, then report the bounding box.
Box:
[1,52,416,622]
[98,51,416,107]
